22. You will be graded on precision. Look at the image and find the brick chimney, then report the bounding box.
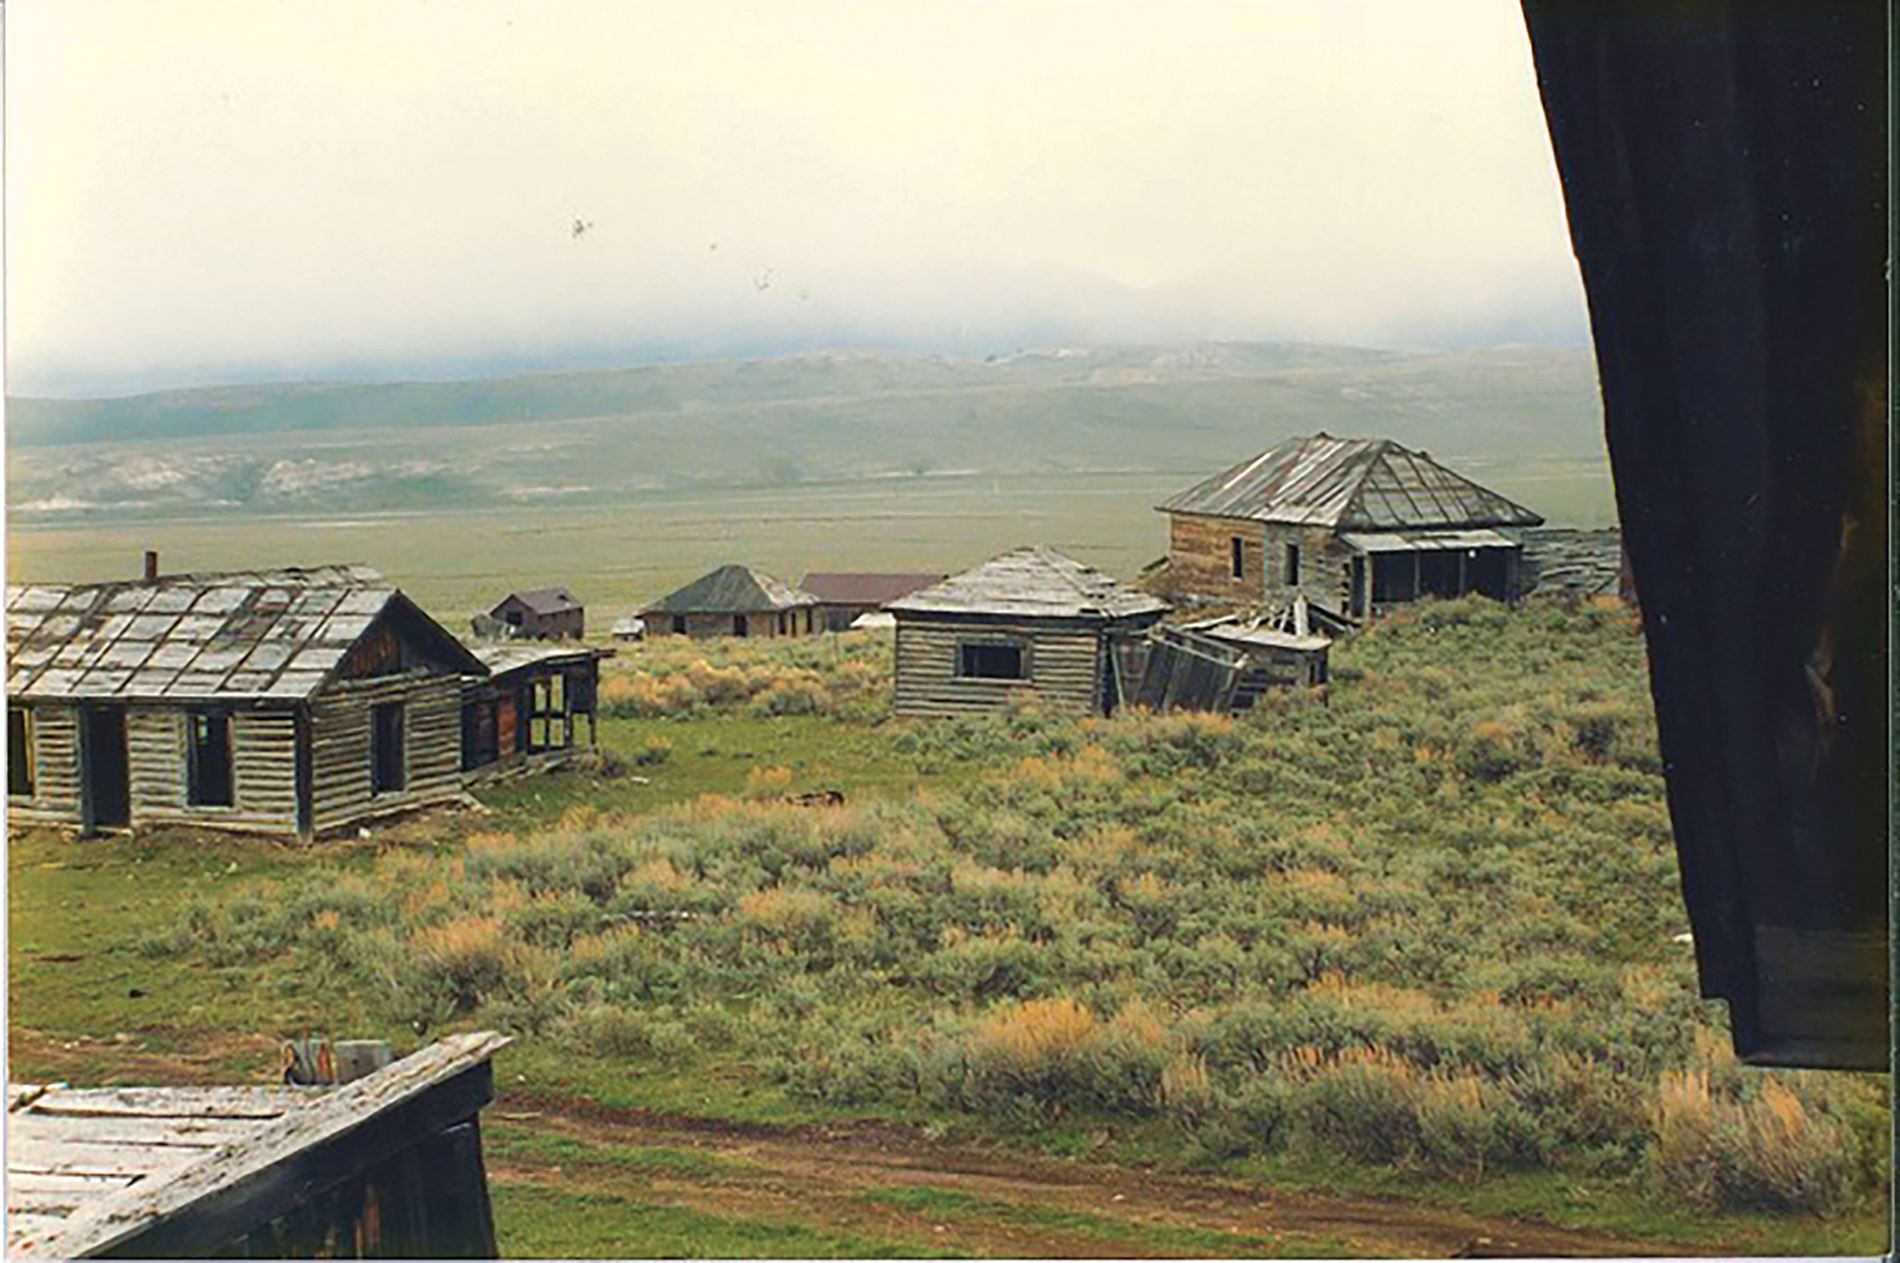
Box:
[143,549,160,582]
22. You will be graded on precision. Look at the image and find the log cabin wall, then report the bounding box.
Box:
[893,616,1106,718]
[125,708,300,834]
[308,672,463,835]
[1166,512,1267,601]
[6,703,81,826]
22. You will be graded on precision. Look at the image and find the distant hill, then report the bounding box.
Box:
[5,342,1605,520]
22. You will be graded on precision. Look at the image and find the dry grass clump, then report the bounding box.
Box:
[1652,1071,1856,1213]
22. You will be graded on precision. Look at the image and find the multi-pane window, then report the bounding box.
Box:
[8,706,34,798]
[187,709,234,807]
[371,702,405,795]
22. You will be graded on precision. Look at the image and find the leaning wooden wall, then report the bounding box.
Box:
[893,617,1102,718]
[124,709,300,835]
[6,704,81,826]
[309,673,463,835]
[1257,523,1356,614]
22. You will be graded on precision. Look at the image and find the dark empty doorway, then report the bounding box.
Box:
[82,706,130,829]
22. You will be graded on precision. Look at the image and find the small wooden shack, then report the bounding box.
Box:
[642,565,819,638]
[6,565,485,841]
[1134,600,1333,714]
[461,641,612,780]
[798,572,947,632]
[1157,433,1544,622]
[886,546,1168,718]
[486,588,584,640]
[7,1032,509,1259]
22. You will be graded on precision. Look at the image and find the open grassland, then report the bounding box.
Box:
[4,460,1618,620]
[8,607,1888,1257]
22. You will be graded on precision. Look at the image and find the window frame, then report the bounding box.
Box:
[1285,541,1301,587]
[370,701,406,796]
[1230,536,1245,580]
[185,707,236,808]
[956,637,1030,681]
[8,705,35,799]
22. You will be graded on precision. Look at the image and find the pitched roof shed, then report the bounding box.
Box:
[888,546,1167,621]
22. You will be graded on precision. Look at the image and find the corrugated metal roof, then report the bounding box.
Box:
[643,565,817,615]
[798,573,947,606]
[888,546,1169,621]
[1158,433,1544,530]
[1339,528,1519,553]
[6,571,479,702]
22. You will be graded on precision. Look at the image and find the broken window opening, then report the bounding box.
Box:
[958,642,1026,680]
[187,709,234,807]
[8,707,34,798]
[371,701,405,795]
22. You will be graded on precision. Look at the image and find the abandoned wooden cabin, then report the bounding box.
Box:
[1156,433,1544,622]
[6,1032,508,1259]
[485,587,584,640]
[886,546,1168,718]
[798,572,947,632]
[642,564,819,638]
[5,565,486,841]
[460,641,612,779]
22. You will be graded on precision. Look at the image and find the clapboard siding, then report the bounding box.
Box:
[1258,523,1359,615]
[1167,513,1356,613]
[309,673,463,834]
[7,704,81,825]
[893,618,1104,718]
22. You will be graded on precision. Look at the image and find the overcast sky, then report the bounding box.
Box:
[6,1,1586,396]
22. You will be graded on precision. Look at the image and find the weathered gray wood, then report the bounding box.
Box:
[8,1214,74,1242]
[308,672,464,833]
[894,617,1107,718]
[10,1083,64,1112]
[24,1032,509,1261]
[26,1086,313,1119]
[6,1138,203,1178]
[9,1113,267,1148]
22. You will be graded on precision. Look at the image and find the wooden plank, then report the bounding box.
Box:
[8,1213,75,1245]
[6,1138,201,1179]
[28,1032,510,1261]
[25,1086,314,1120]
[9,1114,267,1149]
[7,1171,137,1195]
[10,1083,64,1112]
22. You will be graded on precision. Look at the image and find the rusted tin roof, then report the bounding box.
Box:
[6,570,481,702]
[1158,433,1544,530]
[888,546,1168,621]
[643,565,817,615]
[798,573,947,606]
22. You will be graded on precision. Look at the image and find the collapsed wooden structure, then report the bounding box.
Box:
[1132,598,1333,714]
[6,1032,509,1259]
[1157,433,1544,622]
[460,641,611,780]
[887,546,1167,718]
[5,566,485,841]
[642,565,819,638]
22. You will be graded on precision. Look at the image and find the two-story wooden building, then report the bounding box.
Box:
[1156,433,1544,622]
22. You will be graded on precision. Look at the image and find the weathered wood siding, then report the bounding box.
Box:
[309,673,463,835]
[1258,523,1358,615]
[652,610,815,639]
[893,616,1105,718]
[122,709,300,834]
[6,704,81,826]
[1166,512,1267,602]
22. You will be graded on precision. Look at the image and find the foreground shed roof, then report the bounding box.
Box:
[7,1032,509,1259]
[1158,433,1544,531]
[888,546,1169,621]
[644,565,817,615]
[471,641,614,678]
[6,570,482,702]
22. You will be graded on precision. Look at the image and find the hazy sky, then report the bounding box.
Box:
[6,2,1586,396]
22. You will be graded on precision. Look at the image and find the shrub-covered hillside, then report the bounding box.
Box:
[148,599,1888,1220]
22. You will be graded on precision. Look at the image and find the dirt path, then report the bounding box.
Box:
[491,1092,1697,1259]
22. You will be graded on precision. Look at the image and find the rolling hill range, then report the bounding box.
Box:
[6,342,1606,522]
